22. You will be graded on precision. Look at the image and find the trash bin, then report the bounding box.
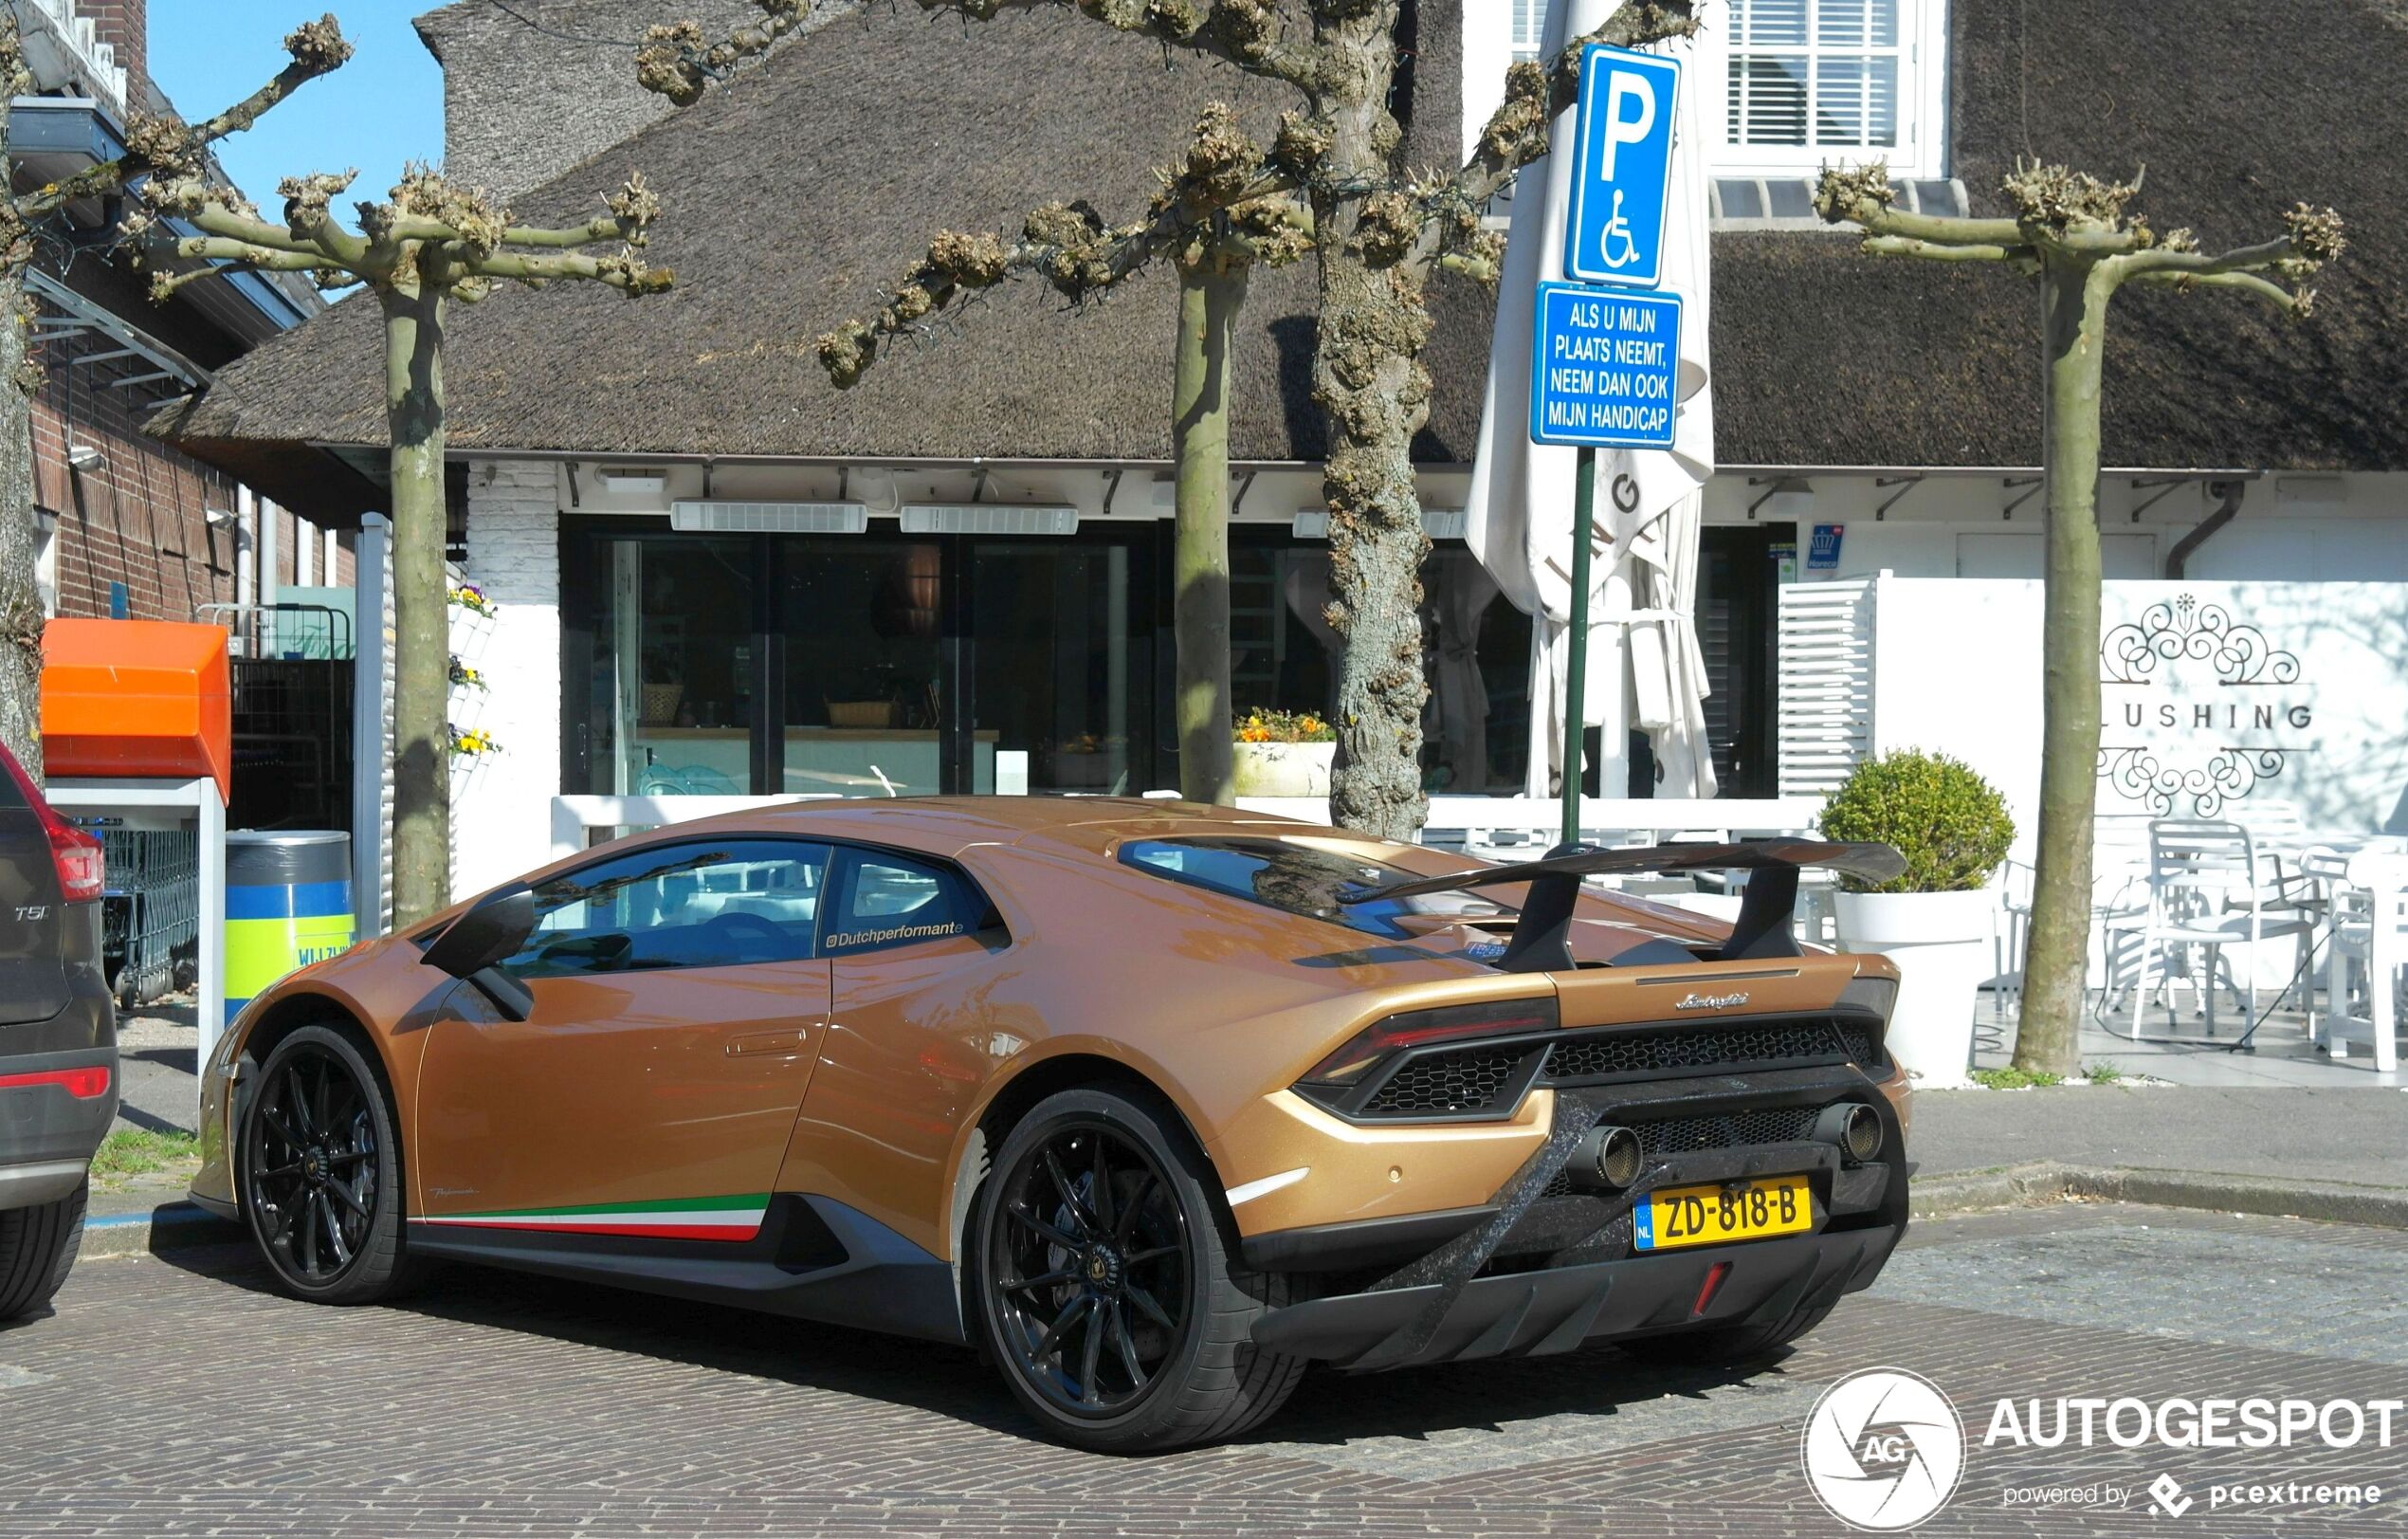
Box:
[224,830,354,1028]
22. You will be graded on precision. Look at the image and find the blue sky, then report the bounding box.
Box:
[149,2,443,222]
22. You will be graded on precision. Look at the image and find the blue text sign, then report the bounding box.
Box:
[1808,523,1845,570]
[1528,283,1682,449]
[1563,44,1681,288]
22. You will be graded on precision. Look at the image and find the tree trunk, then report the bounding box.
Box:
[383,285,450,926]
[2013,261,2111,1077]
[1172,252,1245,805]
[1312,13,1432,840]
[0,267,40,782]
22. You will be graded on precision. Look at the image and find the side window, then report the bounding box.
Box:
[502,838,831,980]
[822,849,994,957]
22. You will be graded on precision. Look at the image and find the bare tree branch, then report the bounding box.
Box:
[1863,234,2031,264]
[2123,267,2303,307]
[816,102,1304,386]
[17,14,352,219]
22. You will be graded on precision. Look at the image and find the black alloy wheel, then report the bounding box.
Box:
[988,1119,1190,1418]
[975,1087,1305,1453]
[241,1025,415,1303]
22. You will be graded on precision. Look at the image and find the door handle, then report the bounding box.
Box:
[726,1027,811,1057]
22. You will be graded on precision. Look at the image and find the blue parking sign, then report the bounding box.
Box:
[1562,44,1681,288]
[1528,283,1682,449]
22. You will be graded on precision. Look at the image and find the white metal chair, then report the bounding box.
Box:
[2113,818,2316,1041]
[2320,851,2406,1072]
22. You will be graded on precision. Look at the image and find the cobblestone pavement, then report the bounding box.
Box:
[1,1203,2403,1536]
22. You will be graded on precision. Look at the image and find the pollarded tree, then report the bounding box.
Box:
[1815,160,2345,1077]
[134,165,673,925]
[0,12,351,779]
[834,102,1313,805]
[637,0,1695,836]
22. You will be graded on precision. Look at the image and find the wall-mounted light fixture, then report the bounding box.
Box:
[2274,475,2344,512]
[65,443,104,472]
[1745,475,1814,522]
[203,505,239,529]
[596,466,669,495]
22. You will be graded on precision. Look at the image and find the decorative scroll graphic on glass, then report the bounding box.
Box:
[2096,593,2311,816]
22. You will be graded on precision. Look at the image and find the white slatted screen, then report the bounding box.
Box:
[1777,577,1876,796]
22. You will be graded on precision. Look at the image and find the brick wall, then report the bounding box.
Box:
[31,331,352,628]
[449,457,562,894]
[83,0,145,96]
[32,332,239,621]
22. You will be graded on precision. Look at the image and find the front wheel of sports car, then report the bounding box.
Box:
[240,1024,416,1305]
[975,1087,1304,1453]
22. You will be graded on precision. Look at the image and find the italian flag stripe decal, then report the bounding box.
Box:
[411,1193,771,1242]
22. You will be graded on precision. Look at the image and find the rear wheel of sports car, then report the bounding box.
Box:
[241,1025,415,1305]
[976,1088,1304,1453]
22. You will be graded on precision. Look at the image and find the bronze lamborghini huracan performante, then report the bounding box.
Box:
[192,798,1911,1452]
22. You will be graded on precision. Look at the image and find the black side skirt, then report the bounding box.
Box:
[405,1194,965,1345]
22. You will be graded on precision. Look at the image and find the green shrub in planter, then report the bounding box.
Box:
[1819,750,2015,893]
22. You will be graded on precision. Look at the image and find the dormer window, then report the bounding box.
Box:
[1699,0,1948,179]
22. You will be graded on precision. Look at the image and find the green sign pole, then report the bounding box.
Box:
[1560,443,1597,848]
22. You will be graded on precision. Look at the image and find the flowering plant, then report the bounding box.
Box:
[1235,708,1334,744]
[448,657,486,691]
[448,581,497,619]
[448,725,503,759]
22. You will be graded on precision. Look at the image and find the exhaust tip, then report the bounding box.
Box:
[1815,1102,1885,1163]
[1579,1125,1644,1190]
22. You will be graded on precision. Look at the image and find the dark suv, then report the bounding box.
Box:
[0,741,116,1320]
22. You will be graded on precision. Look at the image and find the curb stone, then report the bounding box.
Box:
[81,1202,241,1260]
[1912,1162,2408,1229]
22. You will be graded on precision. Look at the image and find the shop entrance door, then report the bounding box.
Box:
[962,534,1158,797]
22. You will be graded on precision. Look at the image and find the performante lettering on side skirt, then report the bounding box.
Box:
[824,922,964,948]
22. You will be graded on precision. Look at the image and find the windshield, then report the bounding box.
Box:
[1117,837,1514,942]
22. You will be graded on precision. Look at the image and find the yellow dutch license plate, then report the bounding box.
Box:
[1635,1175,1814,1252]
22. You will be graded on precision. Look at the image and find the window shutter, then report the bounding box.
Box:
[1725,0,1904,155]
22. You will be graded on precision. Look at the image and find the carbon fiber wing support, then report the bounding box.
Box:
[1339,840,1907,974]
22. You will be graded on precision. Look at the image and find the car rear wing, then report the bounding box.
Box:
[1340,839,1906,974]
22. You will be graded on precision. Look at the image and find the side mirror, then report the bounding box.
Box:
[423,885,538,1020]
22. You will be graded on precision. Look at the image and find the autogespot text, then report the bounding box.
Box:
[1985,1397,2404,1449]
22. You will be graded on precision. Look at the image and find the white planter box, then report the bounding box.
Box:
[1833,888,1995,1090]
[1232,740,1336,798]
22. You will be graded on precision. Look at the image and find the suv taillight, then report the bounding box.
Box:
[0,742,103,903]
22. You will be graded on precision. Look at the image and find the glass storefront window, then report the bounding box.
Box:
[778,541,948,797]
[585,535,756,796]
[971,541,1143,796]
[1229,536,1532,796]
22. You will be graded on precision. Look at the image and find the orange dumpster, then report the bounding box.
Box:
[41,619,232,800]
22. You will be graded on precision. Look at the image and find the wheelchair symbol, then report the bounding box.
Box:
[1597,190,1641,270]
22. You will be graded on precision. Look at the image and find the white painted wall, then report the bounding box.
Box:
[449,460,564,896]
[1700,469,2408,584]
[1860,577,2408,845]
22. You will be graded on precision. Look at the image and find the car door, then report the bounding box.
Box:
[775,845,1012,1257]
[413,835,834,1239]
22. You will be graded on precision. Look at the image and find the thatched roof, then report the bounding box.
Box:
[153,0,1482,514]
[1714,0,2407,471]
[157,0,2408,516]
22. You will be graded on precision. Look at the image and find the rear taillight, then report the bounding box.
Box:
[0,1064,111,1098]
[1300,997,1559,1088]
[0,741,103,902]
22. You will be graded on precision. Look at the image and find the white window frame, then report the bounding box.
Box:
[1508,0,1545,62]
[1696,0,1948,180]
